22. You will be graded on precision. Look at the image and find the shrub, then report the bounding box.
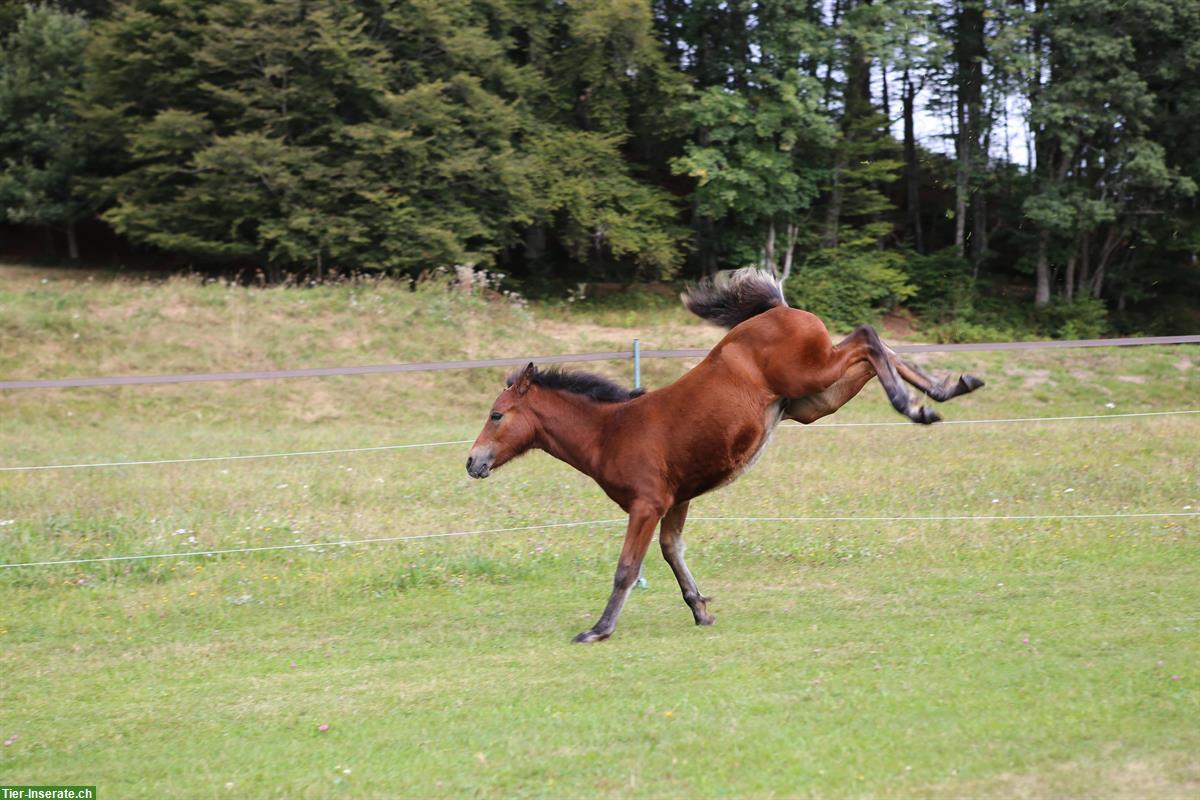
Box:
[1036,296,1109,339]
[783,246,914,331]
[904,248,975,321]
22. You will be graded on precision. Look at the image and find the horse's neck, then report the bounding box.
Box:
[532,390,609,480]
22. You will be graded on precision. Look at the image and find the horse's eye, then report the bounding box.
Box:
[490,411,503,422]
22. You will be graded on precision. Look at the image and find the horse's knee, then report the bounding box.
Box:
[612,562,641,591]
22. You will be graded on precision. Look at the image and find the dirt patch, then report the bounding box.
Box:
[534,318,712,351]
[941,750,1200,800]
[91,302,143,323]
[284,385,345,423]
[1013,368,1053,389]
[881,310,918,339]
[585,281,678,299]
[1117,375,1148,384]
[1175,355,1194,371]
[158,298,192,321]
[331,327,373,352]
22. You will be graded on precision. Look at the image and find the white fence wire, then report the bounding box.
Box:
[2,511,1196,570]
[3,409,1196,473]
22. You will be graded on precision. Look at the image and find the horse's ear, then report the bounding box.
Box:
[513,362,536,396]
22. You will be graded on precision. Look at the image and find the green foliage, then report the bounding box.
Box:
[783,238,915,331]
[904,247,975,321]
[527,130,685,277]
[76,0,685,277]
[2,0,1200,333]
[0,5,93,239]
[1035,296,1109,340]
[671,75,833,236]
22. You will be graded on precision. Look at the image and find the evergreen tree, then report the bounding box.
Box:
[0,4,93,259]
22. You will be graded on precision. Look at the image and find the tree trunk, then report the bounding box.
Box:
[954,126,968,258]
[1064,251,1075,302]
[690,125,719,275]
[1090,262,1105,299]
[823,155,844,248]
[971,188,987,275]
[1035,230,1051,307]
[1030,0,1055,310]
[822,0,844,109]
[954,0,986,261]
[1091,225,1122,298]
[763,220,776,273]
[826,2,872,250]
[971,124,990,273]
[1078,233,1091,293]
[781,223,799,282]
[902,69,924,254]
[880,62,890,121]
[524,224,546,262]
[66,220,80,261]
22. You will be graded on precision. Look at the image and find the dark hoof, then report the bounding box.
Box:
[913,405,942,424]
[573,629,611,644]
[957,374,985,394]
[695,614,715,626]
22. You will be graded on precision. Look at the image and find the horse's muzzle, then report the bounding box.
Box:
[466,451,493,479]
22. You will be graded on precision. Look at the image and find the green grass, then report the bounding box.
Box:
[1,264,1198,797]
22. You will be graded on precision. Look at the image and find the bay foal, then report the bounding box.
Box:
[467,269,983,642]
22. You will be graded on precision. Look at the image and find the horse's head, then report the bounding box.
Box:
[466,362,539,479]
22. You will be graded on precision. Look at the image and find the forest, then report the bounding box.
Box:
[2,0,1199,337]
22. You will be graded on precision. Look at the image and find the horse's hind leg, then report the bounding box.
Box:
[887,350,985,402]
[658,502,714,626]
[840,326,942,424]
[786,359,875,424]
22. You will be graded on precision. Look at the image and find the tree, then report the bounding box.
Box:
[0,5,93,259]
[1024,0,1196,306]
[671,74,833,279]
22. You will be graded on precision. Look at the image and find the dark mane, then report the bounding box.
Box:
[507,366,646,403]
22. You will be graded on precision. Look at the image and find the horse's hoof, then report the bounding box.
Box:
[695,614,715,626]
[573,629,610,644]
[958,374,985,394]
[914,405,942,424]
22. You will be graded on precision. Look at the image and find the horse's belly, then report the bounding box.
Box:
[726,400,788,481]
[677,400,787,500]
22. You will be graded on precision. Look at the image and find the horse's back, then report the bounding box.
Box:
[705,306,837,398]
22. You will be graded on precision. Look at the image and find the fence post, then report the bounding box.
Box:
[633,338,641,390]
[634,337,648,590]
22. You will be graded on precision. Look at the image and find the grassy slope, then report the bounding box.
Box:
[1,265,1198,798]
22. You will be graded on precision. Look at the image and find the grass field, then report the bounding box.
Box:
[1,264,1198,798]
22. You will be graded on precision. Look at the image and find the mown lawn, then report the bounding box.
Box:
[1,265,1197,797]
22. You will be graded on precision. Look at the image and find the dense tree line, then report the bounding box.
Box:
[2,0,1198,334]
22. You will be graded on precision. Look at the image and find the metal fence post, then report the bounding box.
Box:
[633,338,641,390]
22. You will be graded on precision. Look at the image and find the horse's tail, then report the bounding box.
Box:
[681,268,787,329]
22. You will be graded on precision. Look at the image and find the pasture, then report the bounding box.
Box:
[1,265,1198,798]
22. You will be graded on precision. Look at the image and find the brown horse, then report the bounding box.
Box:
[467,269,983,642]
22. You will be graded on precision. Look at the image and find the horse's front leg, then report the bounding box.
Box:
[574,502,663,643]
